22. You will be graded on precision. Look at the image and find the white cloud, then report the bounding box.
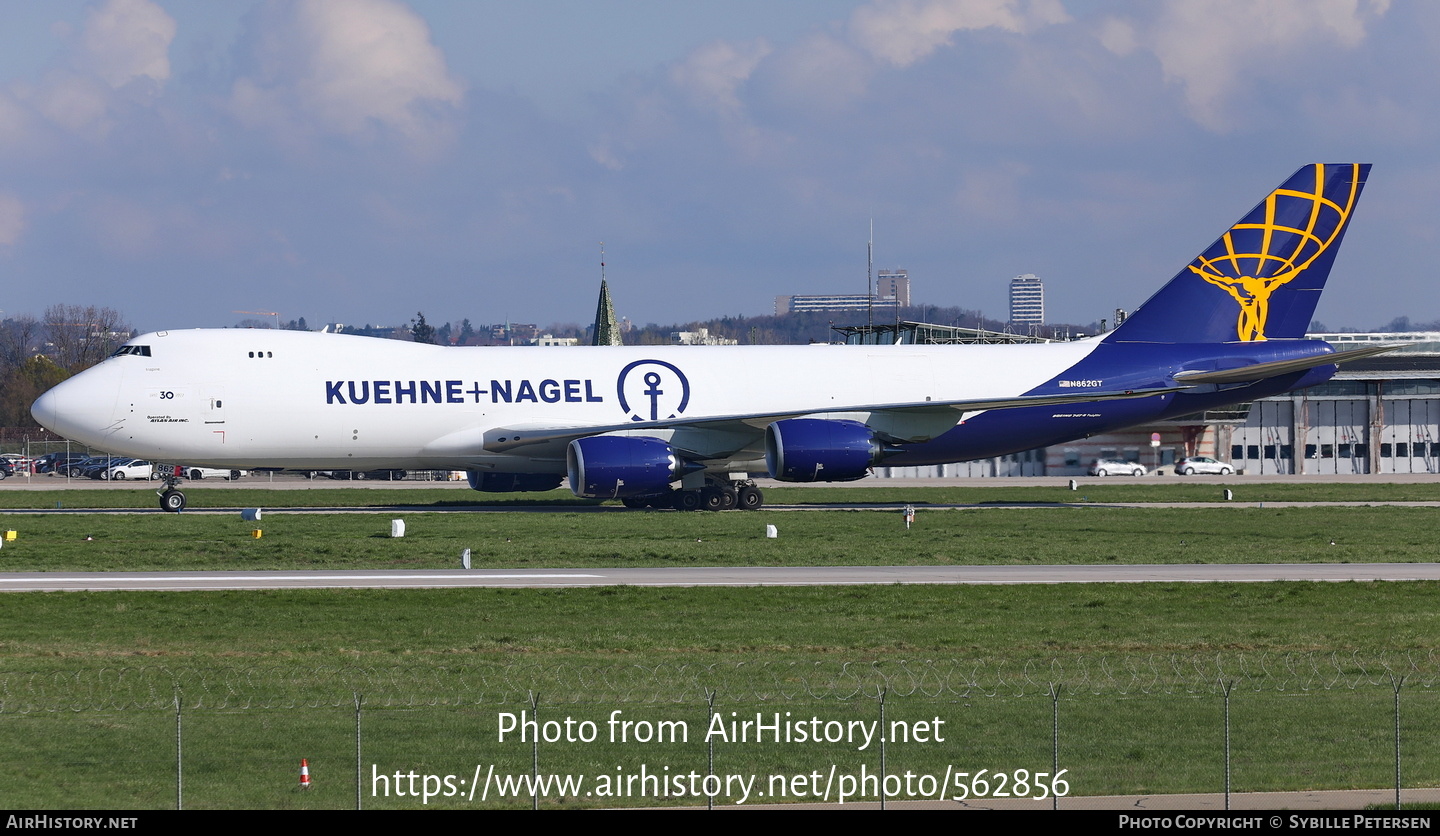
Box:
[757,33,873,114]
[14,0,176,139]
[1136,0,1389,131]
[849,0,1069,67]
[668,38,773,117]
[78,0,176,89]
[1096,17,1138,57]
[33,75,110,134]
[231,0,464,151]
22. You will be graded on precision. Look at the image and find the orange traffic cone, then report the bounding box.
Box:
[300,758,312,789]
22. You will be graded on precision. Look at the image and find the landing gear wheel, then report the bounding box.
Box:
[700,488,726,512]
[673,490,702,512]
[736,486,764,510]
[621,496,649,509]
[160,490,186,512]
[719,488,737,510]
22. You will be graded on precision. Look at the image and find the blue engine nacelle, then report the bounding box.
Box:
[765,418,881,482]
[467,471,564,493]
[567,436,681,498]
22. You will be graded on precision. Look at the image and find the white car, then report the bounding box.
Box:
[1089,458,1146,477]
[101,459,157,480]
[177,466,246,480]
[1176,456,1234,476]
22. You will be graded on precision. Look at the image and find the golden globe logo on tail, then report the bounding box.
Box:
[1187,163,1363,342]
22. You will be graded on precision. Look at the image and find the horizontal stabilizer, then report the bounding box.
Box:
[1172,344,1396,385]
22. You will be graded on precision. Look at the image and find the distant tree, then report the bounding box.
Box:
[0,315,41,368]
[235,318,273,330]
[411,311,436,344]
[0,355,68,427]
[43,304,128,372]
[458,318,475,346]
[297,316,308,331]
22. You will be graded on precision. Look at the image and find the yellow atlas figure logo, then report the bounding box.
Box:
[1189,163,1361,341]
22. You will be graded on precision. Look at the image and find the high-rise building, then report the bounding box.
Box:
[1009,274,1044,326]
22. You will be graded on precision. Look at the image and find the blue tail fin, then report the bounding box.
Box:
[1108,163,1369,344]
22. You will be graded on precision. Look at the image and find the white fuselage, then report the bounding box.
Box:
[33,329,1101,474]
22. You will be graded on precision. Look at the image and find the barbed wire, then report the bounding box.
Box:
[3,652,1438,712]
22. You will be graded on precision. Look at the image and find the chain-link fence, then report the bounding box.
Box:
[4,655,1439,809]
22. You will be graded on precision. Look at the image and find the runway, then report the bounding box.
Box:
[3,563,1439,591]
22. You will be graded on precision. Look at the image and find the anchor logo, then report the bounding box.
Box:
[616,360,690,422]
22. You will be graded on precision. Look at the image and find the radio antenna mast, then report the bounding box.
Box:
[866,219,874,333]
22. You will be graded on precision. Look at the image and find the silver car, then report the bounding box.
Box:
[1089,458,1146,477]
[1176,456,1234,476]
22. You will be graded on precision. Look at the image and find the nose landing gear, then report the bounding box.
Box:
[157,474,186,512]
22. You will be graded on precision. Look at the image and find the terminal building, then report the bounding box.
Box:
[839,322,1440,478]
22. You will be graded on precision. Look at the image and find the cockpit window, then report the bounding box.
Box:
[111,345,152,357]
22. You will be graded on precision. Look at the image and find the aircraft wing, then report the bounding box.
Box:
[480,384,1185,459]
[1172,344,1397,385]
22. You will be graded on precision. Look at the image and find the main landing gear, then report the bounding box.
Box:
[620,479,764,511]
[157,474,187,512]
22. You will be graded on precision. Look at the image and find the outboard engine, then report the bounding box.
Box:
[567,436,684,497]
[765,418,883,482]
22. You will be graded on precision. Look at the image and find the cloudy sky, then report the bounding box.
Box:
[0,0,1430,332]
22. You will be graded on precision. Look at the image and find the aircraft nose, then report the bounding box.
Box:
[31,370,119,446]
[30,386,60,432]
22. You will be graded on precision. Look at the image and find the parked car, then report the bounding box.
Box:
[1175,456,1234,476]
[1089,458,1146,477]
[176,466,246,480]
[73,456,121,478]
[0,459,14,480]
[1,454,34,474]
[95,458,157,480]
[35,452,91,474]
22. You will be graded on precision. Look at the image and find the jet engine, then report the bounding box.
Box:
[765,418,883,482]
[467,471,564,493]
[567,436,682,498]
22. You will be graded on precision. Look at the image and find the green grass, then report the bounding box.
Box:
[3,584,1439,808]
[3,583,1436,666]
[5,485,1440,808]
[0,504,1434,571]
[8,479,1440,511]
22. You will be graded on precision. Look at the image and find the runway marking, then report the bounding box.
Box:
[4,565,1440,591]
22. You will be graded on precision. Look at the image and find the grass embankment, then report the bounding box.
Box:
[0,504,1431,571]
[3,583,1438,808]
[3,483,1439,807]
[7,480,1440,510]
